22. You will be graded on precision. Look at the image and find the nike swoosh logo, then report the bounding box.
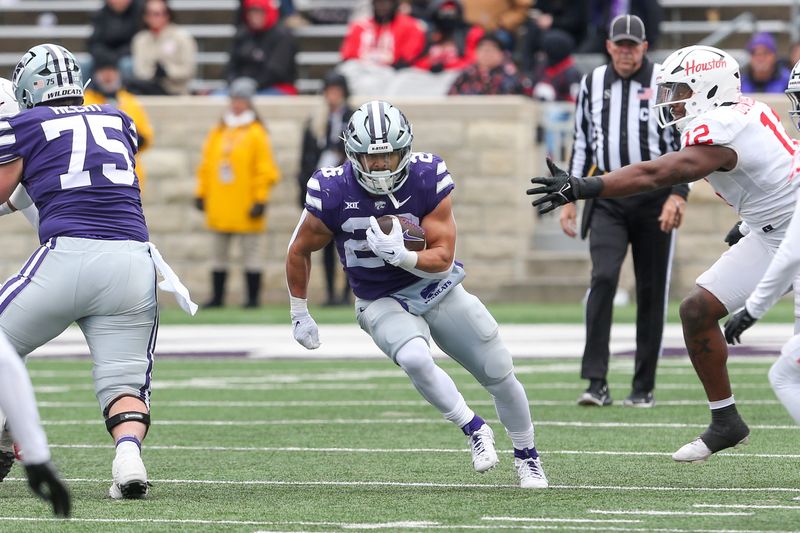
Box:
[396,196,411,207]
[403,230,424,241]
[385,250,395,256]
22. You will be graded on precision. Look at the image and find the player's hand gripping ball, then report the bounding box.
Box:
[376,215,426,251]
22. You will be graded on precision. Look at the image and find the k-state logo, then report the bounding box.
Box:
[374,200,387,210]
[420,282,439,299]
[344,201,359,210]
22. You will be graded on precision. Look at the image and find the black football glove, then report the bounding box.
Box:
[24,461,71,517]
[724,307,758,345]
[249,203,266,218]
[724,221,745,247]
[526,158,582,214]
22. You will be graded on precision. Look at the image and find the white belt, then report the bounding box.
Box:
[147,242,198,315]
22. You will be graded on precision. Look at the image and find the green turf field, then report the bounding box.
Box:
[1,356,798,532]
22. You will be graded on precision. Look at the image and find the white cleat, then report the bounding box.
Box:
[672,435,749,463]
[515,456,549,489]
[109,452,148,499]
[468,424,499,473]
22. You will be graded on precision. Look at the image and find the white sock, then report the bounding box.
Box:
[116,437,141,456]
[708,396,736,410]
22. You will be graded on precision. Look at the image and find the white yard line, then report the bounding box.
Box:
[45,443,800,459]
[693,504,800,510]
[34,399,783,408]
[482,517,641,523]
[38,418,800,430]
[588,510,752,517]
[5,477,800,493]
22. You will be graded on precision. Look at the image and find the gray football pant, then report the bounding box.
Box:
[0,237,158,414]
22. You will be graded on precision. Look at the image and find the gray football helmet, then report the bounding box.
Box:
[344,100,413,200]
[11,44,84,109]
[787,59,800,133]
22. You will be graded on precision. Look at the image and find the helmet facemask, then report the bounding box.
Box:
[654,82,693,131]
[344,100,414,206]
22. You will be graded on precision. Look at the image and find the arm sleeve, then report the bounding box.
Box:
[0,334,50,464]
[745,189,800,318]
[569,74,593,177]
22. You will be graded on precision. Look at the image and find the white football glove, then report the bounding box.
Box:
[366,216,417,270]
[290,296,320,349]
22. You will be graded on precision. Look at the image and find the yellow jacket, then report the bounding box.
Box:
[83,89,154,191]
[195,119,280,233]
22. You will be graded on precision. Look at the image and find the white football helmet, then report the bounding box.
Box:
[344,100,413,203]
[786,59,800,133]
[0,78,19,118]
[653,45,741,131]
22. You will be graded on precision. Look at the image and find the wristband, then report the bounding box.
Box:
[577,176,604,199]
[397,250,418,270]
[289,295,309,317]
[0,203,12,216]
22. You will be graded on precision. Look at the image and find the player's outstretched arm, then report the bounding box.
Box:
[286,210,334,349]
[528,147,735,214]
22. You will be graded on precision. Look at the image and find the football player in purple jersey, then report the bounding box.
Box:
[287,100,548,488]
[0,44,196,499]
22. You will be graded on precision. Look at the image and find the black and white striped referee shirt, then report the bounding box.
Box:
[569,57,684,187]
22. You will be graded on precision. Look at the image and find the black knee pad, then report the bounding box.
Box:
[105,411,151,436]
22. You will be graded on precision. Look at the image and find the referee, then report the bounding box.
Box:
[559,14,689,408]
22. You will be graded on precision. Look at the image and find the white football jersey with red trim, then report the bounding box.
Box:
[681,96,797,244]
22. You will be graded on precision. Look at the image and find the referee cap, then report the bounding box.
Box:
[609,14,646,44]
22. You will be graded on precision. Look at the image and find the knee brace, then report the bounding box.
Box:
[104,395,151,437]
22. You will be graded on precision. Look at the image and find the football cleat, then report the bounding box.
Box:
[109,452,148,499]
[672,434,749,463]
[468,424,499,473]
[514,449,549,489]
[0,424,15,481]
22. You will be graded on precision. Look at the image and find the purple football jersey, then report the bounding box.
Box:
[305,152,455,300]
[0,104,148,243]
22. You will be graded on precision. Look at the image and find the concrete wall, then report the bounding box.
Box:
[0,95,791,304]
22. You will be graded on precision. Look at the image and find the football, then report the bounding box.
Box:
[376,215,426,251]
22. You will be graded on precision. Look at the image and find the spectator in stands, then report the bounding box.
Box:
[195,78,281,309]
[530,29,581,103]
[227,0,298,95]
[519,0,587,74]
[578,0,661,54]
[461,0,532,51]
[87,0,144,80]
[448,34,532,95]
[340,0,427,68]
[742,32,791,94]
[130,0,197,95]
[236,0,308,29]
[414,0,484,73]
[83,52,155,192]
[297,72,354,306]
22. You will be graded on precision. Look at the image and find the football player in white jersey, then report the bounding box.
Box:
[722,59,800,425]
[527,45,798,463]
[0,78,38,229]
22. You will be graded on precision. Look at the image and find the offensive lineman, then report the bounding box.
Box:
[287,100,548,488]
[0,44,196,498]
[527,45,798,463]
[722,59,800,424]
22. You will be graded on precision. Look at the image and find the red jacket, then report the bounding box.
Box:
[414,25,484,72]
[340,14,426,67]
